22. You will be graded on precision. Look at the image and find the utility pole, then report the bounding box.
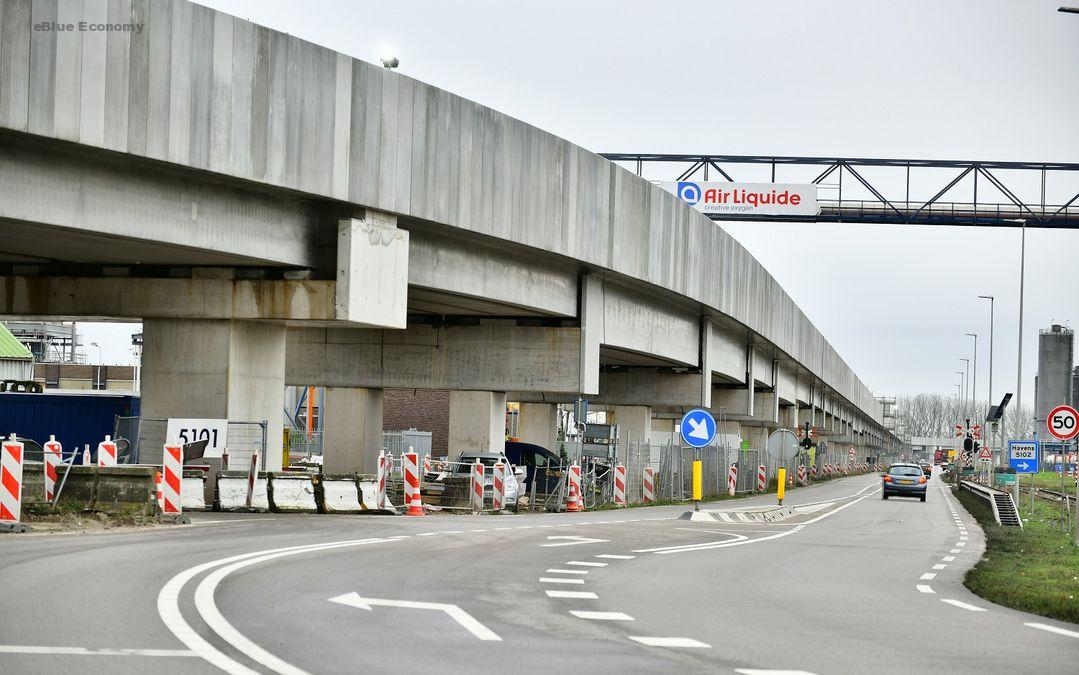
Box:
[979,295,995,463]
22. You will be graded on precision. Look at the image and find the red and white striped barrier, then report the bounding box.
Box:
[727,464,737,496]
[97,435,117,467]
[403,450,424,516]
[376,450,388,510]
[470,458,485,512]
[797,465,807,484]
[757,465,766,492]
[1,435,24,526]
[161,444,183,516]
[566,463,582,512]
[245,451,260,509]
[642,467,654,504]
[492,461,506,511]
[423,453,432,475]
[787,469,794,487]
[154,471,164,511]
[44,435,62,502]
[811,464,817,478]
[613,464,626,507]
[82,446,91,465]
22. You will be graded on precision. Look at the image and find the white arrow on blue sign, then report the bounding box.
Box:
[1008,440,1039,474]
[679,409,717,448]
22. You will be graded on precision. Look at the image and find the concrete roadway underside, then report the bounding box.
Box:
[2,472,1075,675]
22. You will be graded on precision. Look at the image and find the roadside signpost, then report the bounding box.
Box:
[1008,440,1039,474]
[1047,405,1079,441]
[679,409,717,448]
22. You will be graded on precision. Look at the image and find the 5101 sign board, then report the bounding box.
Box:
[165,418,228,458]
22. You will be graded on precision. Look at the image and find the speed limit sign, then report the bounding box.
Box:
[1047,405,1079,441]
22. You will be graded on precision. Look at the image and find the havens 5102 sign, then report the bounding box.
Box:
[660,181,820,217]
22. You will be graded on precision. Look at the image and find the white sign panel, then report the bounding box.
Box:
[166,418,228,459]
[660,181,820,217]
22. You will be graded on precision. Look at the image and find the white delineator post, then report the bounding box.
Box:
[245,451,259,509]
[757,465,767,492]
[797,465,807,484]
[492,461,506,511]
[97,435,117,468]
[470,459,485,513]
[1,434,24,525]
[727,464,737,496]
[82,446,91,465]
[43,436,62,502]
[403,449,424,516]
[613,464,627,507]
[161,444,183,516]
[642,467,655,504]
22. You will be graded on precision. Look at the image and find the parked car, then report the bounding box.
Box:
[882,463,928,501]
[503,441,565,495]
[436,452,524,508]
[918,461,932,478]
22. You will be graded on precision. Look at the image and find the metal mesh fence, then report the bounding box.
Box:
[382,430,434,457]
[113,416,266,468]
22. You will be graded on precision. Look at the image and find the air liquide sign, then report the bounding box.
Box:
[660,181,820,217]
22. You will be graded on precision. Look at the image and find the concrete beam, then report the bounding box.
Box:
[287,321,592,393]
[449,391,506,455]
[593,370,707,407]
[335,215,408,328]
[322,387,383,474]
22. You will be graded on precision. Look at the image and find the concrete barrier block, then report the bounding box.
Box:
[317,474,362,514]
[268,472,318,513]
[181,471,208,511]
[20,463,46,506]
[215,472,269,511]
[93,466,156,516]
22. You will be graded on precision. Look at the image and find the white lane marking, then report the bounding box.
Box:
[545,569,588,575]
[0,645,199,657]
[493,527,512,531]
[329,593,501,641]
[539,577,585,584]
[629,636,710,648]
[956,542,967,547]
[596,554,636,559]
[558,523,574,527]
[468,529,488,533]
[546,590,598,599]
[542,535,610,547]
[636,531,749,553]
[417,532,439,537]
[959,536,968,541]
[389,535,410,539]
[442,530,464,534]
[567,561,607,567]
[1025,622,1079,639]
[949,549,961,554]
[569,611,634,621]
[941,599,986,612]
[160,537,396,675]
[932,564,947,570]
[916,585,936,594]
[942,556,955,562]
[920,573,937,580]
[735,670,817,675]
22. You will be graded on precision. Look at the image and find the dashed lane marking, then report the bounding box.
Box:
[569,611,634,621]
[941,599,986,612]
[0,646,199,657]
[942,556,955,562]
[735,670,817,675]
[545,569,588,575]
[596,554,636,559]
[949,549,961,554]
[916,585,935,594]
[539,577,585,584]
[932,564,947,570]
[920,573,937,580]
[629,636,710,648]
[1025,622,1079,639]
[566,561,607,567]
[545,590,598,599]
[956,542,967,547]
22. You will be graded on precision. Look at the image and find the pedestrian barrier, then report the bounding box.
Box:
[797,465,807,484]
[492,461,506,511]
[613,464,627,507]
[757,465,767,491]
[403,450,424,516]
[182,470,208,511]
[215,471,270,511]
[566,463,582,512]
[267,472,318,513]
[727,464,737,496]
[161,444,183,517]
[1,435,26,531]
[470,458,485,513]
[97,435,118,468]
[642,467,655,503]
[44,436,62,502]
[318,474,363,514]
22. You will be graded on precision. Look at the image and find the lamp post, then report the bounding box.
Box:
[960,358,971,421]
[1009,218,1027,441]
[979,295,995,462]
[90,341,102,390]
[966,332,978,420]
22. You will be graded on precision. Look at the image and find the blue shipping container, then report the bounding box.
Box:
[0,392,140,463]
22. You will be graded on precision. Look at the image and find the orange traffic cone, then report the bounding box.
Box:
[566,473,581,512]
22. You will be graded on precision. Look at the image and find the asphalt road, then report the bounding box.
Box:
[2,471,1078,675]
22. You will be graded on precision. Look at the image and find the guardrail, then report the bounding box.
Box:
[959,479,1023,528]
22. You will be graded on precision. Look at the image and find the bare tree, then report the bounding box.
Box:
[897,393,1034,440]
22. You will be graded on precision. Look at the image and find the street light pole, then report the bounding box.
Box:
[960,358,971,421]
[1012,218,1028,440]
[966,333,978,419]
[979,295,995,462]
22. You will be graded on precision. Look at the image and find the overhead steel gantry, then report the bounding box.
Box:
[599,153,1079,228]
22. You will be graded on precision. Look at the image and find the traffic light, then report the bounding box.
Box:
[963,437,973,453]
[800,436,813,449]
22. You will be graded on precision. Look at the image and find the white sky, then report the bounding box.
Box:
[84,0,1079,413]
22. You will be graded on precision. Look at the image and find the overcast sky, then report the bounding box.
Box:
[85,0,1079,412]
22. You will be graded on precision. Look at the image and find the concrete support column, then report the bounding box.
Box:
[322,387,383,474]
[449,391,507,456]
[141,319,285,470]
[612,405,652,465]
[517,403,558,451]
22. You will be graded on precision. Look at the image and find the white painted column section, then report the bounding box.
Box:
[336,214,409,328]
[517,403,558,451]
[141,319,286,470]
[322,387,384,474]
[449,391,507,456]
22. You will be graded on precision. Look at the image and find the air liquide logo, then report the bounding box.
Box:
[676,181,701,205]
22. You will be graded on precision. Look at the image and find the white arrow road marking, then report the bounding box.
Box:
[686,417,710,440]
[569,611,634,621]
[940,599,986,612]
[329,593,501,641]
[541,536,611,547]
[1025,622,1079,639]
[629,636,710,648]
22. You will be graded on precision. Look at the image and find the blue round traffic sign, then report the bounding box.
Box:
[679,408,717,448]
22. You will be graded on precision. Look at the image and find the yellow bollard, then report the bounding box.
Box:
[692,460,702,504]
[777,468,787,505]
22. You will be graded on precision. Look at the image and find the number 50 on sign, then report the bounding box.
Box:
[1047,405,1079,441]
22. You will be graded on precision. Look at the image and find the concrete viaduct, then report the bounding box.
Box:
[0,0,901,470]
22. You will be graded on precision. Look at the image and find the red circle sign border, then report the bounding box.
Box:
[1046,404,1079,441]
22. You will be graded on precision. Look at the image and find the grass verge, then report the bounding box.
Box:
[956,486,1079,624]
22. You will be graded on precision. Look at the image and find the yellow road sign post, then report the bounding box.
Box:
[692,460,702,511]
[777,467,787,505]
